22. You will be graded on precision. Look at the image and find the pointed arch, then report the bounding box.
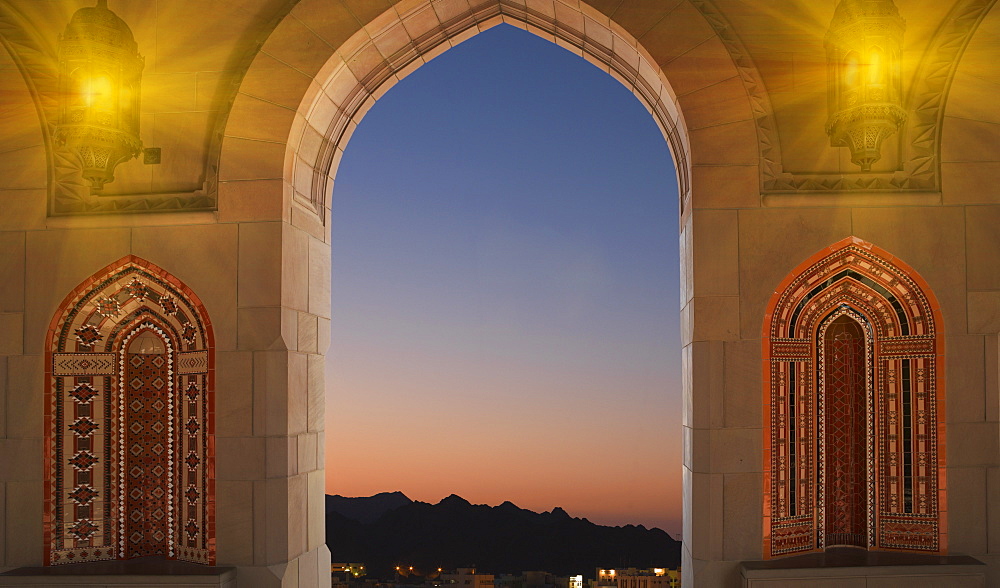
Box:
[762,236,946,558]
[287,0,692,216]
[43,255,215,566]
[218,0,727,224]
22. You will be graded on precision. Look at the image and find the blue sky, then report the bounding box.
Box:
[325,23,683,537]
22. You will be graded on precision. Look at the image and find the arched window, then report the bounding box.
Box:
[763,237,946,558]
[44,256,215,565]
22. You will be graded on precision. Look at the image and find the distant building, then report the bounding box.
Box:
[331,563,371,588]
[442,567,495,588]
[494,571,584,588]
[494,574,524,588]
[660,570,680,588]
[332,563,368,579]
[595,568,679,588]
[523,571,554,588]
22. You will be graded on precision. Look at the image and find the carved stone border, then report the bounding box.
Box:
[286,0,694,222]
[686,0,783,191]
[690,0,997,193]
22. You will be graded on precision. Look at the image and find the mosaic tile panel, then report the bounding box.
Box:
[123,351,172,558]
[762,237,945,558]
[821,316,868,548]
[44,256,215,566]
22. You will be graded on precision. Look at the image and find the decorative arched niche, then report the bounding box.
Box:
[762,237,946,558]
[43,256,215,565]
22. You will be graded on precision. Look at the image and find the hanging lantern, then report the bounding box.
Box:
[825,0,906,172]
[54,0,143,191]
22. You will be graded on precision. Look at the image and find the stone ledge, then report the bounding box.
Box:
[0,556,236,587]
[741,547,986,587]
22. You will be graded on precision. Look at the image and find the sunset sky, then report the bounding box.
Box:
[324,24,683,538]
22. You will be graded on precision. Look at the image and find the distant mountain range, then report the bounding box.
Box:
[325,492,680,578]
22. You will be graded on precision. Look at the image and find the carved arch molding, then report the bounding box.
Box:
[762,237,946,558]
[44,256,215,565]
[282,0,691,219]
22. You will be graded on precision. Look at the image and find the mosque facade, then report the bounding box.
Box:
[0,0,997,586]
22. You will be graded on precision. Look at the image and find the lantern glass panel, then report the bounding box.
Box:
[121,86,133,124]
[869,48,884,85]
[844,51,860,88]
[71,70,88,108]
[88,74,114,110]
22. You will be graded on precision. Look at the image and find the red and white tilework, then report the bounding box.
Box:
[762,237,946,558]
[44,256,215,566]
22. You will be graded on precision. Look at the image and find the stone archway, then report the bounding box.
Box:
[216,0,760,223]
[216,0,758,585]
[280,1,693,218]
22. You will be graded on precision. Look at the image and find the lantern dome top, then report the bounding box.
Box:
[831,0,902,29]
[63,0,137,51]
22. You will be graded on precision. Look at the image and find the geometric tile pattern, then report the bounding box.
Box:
[762,237,945,558]
[44,255,215,566]
[821,315,868,548]
[123,352,171,558]
[69,382,99,404]
[53,353,116,376]
[176,350,209,374]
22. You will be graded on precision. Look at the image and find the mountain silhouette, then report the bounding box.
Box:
[326,491,414,524]
[325,493,680,578]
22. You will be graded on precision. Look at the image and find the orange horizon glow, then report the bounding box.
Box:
[324,354,684,537]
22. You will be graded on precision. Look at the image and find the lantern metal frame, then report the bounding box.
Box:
[54,0,143,191]
[825,0,907,172]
